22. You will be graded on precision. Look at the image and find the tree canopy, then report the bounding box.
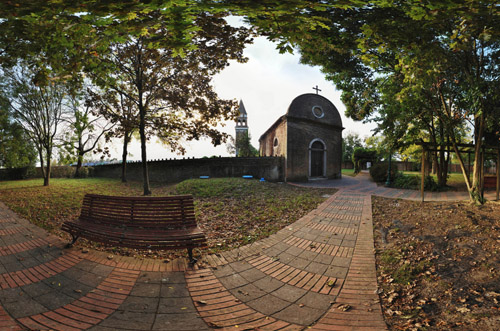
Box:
[296,0,500,203]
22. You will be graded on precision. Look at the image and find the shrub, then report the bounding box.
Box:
[391,173,440,191]
[393,173,420,189]
[369,162,398,183]
[424,175,439,191]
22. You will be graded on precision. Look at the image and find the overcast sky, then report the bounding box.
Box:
[118,35,377,161]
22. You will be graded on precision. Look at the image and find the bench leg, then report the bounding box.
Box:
[66,234,79,248]
[188,248,197,265]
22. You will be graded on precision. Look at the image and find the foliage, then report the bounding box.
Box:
[392,173,439,191]
[227,131,259,157]
[90,11,252,195]
[296,1,500,203]
[352,147,378,174]
[393,173,420,190]
[59,90,113,177]
[87,85,139,183]
[0,98,37,168]
[0,1,330,83]
[370,162,398,183]
[1,64,72,186]
[424,175,440,192]
[342,132,363,163]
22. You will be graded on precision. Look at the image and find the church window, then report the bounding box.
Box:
[312,105,324,118]
[273,137,279,147]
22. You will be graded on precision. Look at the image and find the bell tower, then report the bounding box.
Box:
[235,100,248,156]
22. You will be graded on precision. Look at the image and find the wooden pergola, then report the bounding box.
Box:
[417,142,500,202]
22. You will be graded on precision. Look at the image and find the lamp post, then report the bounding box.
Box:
[385,150,392,186]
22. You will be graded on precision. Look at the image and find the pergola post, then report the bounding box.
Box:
[481,146,485,201]
[421,146,426,202]
[497,149,500,201]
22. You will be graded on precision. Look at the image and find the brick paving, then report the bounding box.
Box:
[0,174,474,330]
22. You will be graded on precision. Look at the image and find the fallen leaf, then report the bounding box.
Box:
[338,304,351,312]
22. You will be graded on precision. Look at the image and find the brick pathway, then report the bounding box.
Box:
[10,171,486,330]
[293,171,497,202]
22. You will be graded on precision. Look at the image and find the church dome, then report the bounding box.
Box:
[286,93,342,128]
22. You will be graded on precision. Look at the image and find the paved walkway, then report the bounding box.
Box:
[0,173,475,330]
[296,171,498,202]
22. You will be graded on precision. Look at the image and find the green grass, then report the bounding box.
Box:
[341,168,356,177]
[401,171,467,189]
[0,177,335,255]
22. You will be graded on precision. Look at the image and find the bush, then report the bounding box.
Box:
[391,173,440,191]
[393,173,420,189]
[424,175,439,191]
[369,162,398,183]
[3,166,36,180]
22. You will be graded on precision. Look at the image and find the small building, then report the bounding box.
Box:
[259,93,343,181]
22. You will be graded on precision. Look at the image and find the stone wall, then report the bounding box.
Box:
[92,156,285,183]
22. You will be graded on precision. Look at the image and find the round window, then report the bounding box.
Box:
[312,105,324,118]
[273,137,279,147]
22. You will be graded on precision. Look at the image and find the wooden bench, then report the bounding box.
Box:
[61,194,207,263]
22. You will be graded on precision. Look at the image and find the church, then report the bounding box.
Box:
[257,92,344,182]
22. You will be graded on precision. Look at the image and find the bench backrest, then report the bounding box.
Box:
[79,194,196,229]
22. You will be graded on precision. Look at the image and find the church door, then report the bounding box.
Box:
[310,140,325,177]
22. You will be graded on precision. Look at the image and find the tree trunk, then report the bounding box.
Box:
[437,145,447,187]
[74,138,83,178]
[464,112,486,204]
[432,152,438,175]
[38,147,46,181]
[44,147,51,186]
[74,153,83,178]
[139,107,151,195]
[121,132,130,183]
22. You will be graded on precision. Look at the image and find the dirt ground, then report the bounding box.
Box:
[372,196,500,330]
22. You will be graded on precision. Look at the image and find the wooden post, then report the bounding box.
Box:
[480,147,485,201]
[421,147,425,202]
[497,149,500,201]
[468,151,471,183]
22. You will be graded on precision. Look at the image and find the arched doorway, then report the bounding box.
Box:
[309,139,326,177]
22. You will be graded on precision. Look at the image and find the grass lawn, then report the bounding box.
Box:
[341,168,356,177]
[0,177,335,257]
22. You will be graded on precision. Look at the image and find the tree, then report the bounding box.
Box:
[0,96,37,169]
[227,132,259,157]
[295,1,500,203]
[342,132,363,163]
[60,90,114,177]
[2,65,70,186]
[92,11,252,195]
[87,86,139,182]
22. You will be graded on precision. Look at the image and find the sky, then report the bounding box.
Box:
[118,34,377,162]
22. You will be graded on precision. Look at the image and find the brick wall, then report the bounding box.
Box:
[92,156,285,183]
